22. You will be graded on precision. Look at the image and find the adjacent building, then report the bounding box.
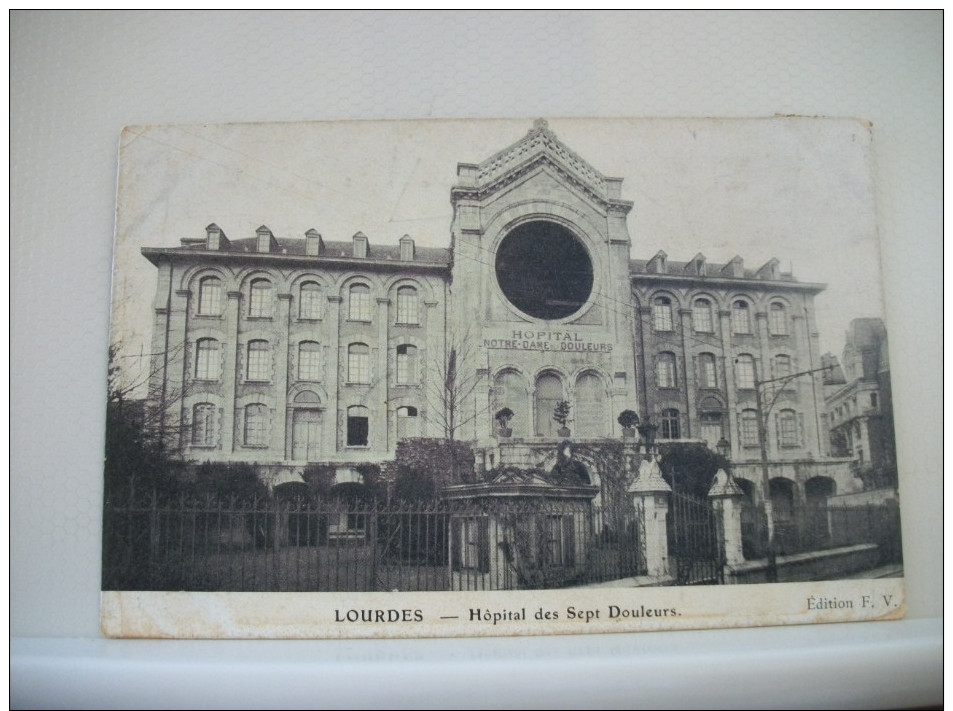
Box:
[823,318,897,491]
[142,120,859,503]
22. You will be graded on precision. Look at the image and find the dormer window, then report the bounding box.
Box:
[399,235,414,261]
[353,232,369,258]
[256,225,277,254]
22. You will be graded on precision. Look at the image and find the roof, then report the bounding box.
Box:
[629,257,825,292]
[143,236,451,270]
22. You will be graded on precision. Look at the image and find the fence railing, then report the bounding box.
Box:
[740,501,902,563]
[102,493,646,592]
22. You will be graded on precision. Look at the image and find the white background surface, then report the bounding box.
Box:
[11,11,941,708]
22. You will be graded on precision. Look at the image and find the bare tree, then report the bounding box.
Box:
[424,325,489,480]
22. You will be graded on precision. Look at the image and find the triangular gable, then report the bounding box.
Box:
[452,119,632,213]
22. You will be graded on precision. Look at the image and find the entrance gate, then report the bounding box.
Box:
[669,490,724,585]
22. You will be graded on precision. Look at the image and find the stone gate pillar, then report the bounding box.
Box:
[708,468,746,570]
[627,456,671,578]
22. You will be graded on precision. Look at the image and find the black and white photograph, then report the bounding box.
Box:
[101,117,903,637]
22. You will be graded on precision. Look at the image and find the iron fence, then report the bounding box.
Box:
[740,501,902,563]
[102,492,646,592]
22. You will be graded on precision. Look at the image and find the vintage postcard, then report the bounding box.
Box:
[101,118,903,638]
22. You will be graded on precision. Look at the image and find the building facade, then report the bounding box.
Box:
[143,120,857,501]
[823,318,897,491]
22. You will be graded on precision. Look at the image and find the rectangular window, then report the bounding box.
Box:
[692,300,713,332]
[396,287,419,325]
[779,411,799,447]
[741,411,759,447]
[348,346,370,384]
[249,280,272,318]
[653,301,673,331]
[731,302,751,334]
[298,342,321,381]
[191,404,216,446]
[396,344,416,384]
[346,411,369,446]
[349,285,371,321]
[198,278,222,316]
[247,342,270,381]
[657,354,676,388]
[735,356,755,389]
[244,404,269,446]
[195,339,220,380]
[299,284,322,319]
[698,354,717,388]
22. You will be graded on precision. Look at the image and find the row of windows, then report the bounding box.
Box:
[190,402,419,450]
[196,277,420,324]
[194,339,419,385]
[644,408,801,447]
[655,353,793,390]
[651,297,790,336]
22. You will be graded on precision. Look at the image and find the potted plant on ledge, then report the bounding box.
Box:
[553,400,572,438]
[617,409,640,439]
[494,407,514,438]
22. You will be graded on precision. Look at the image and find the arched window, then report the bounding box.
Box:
[396,405,419,440]
[347,405,369,446]
[735,354,756,389]
[778,408,799,447]
[191,403,216,446]
[246,340,270,381]
[660,408,680,439]
[731,299,751,335]
[653,296,674,331]
[298,341,321,381]
[248,278,272,318]
[348,283,371,321]
[195,338,220,380]
[197,276,223,316]
[298,281,323,320]
[396,344,417,384]
[244,403,269,446]
[740,409,759,447]
[347,343,370,383]
[698,352,717,388]
[534,372,564,438]
[699,411,723,448]
[492,371,529,438]
[773,354,792,382]
[692,297,713,332]
[396,286,419,325]
[769,302,788,335]
[574,372,607,438]
[656,352,677,388]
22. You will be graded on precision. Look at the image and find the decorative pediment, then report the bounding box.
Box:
[451,119,632,213]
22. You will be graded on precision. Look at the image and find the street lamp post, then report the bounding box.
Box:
[746,359,833,583]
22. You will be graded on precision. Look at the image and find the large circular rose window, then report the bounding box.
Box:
[494,221,593,320]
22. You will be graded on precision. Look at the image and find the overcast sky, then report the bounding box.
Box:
[111,117,884,392]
